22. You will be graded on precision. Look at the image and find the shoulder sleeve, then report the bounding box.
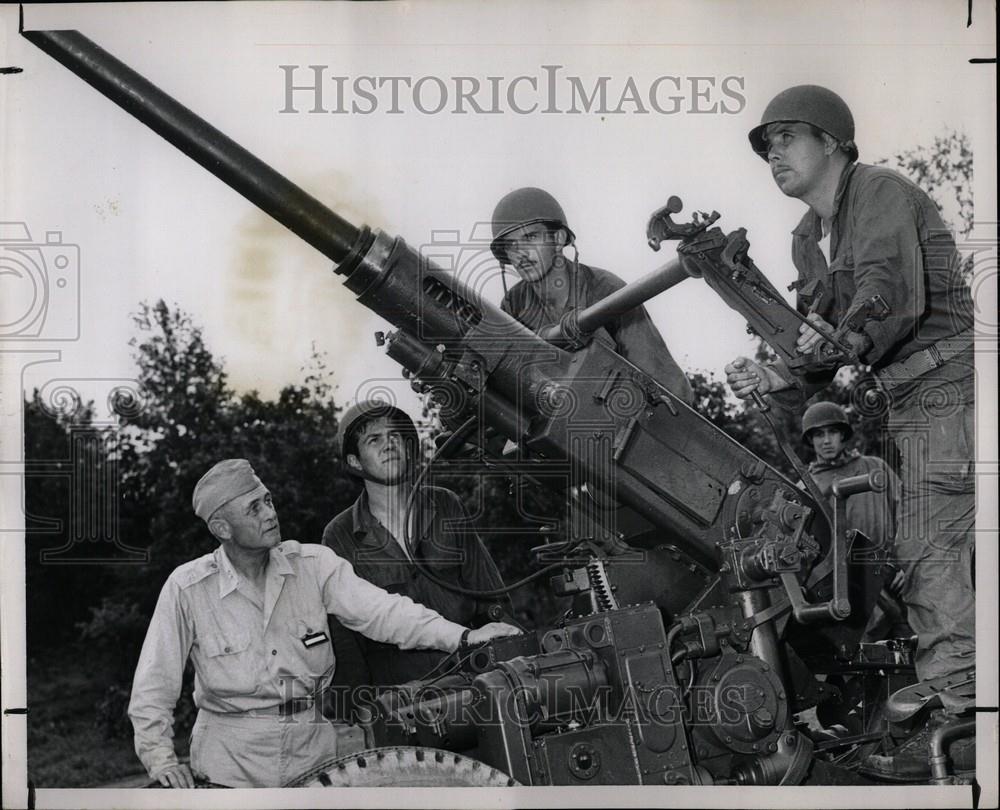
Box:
[500,282,526,317]
[321,512,356,562]
[848,173,924,364]
[127,575,193,780]
[440,489,513,618]
[587,268,694,405]
[313,545,466,652]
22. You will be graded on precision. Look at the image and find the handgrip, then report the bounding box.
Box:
[832,470,885,498]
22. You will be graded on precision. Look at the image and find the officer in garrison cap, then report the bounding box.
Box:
[128,459,519,788]
[724,85,976,778]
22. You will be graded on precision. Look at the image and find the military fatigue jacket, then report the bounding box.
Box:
[807,452,901,549]
[790,162,974,369]
[128,540,465,778]
[323,486,510,686]
[501,262,694,404]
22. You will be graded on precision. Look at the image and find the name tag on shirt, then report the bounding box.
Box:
[301,631,329,649]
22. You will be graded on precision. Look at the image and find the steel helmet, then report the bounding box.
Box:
[800,401,853,444]
[337,399,418,467]
[490,187,576,264]
[748,85,858,162]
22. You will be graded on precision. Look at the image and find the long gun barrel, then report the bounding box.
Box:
[23,28,361,264]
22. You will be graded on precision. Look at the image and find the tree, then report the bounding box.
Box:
[111,300,359,609]
[876,129,975,279]
[24,392,115,648]
[876,130,973,239]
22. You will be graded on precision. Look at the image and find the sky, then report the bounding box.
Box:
[3,0,995,427]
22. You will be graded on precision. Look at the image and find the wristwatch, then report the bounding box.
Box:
[459,628,471,648]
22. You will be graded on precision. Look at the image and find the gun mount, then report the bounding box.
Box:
[26,26,948,788]
[645,197,890,375]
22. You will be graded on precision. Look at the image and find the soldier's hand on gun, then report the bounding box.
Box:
[467,622,522,645]
[795,313,835,354]
[887,568,906,599]
[156,763,195,789]
[725,357,778,400]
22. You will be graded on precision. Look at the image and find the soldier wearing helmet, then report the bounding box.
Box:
[725,85,976,776]
[491,187,694,404]
[800,402,901,588]
[322,400,511,690]
[800,402,905,646]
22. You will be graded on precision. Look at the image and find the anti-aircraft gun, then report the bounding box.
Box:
[26,26,928,788]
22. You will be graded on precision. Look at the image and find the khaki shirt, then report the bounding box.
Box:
[128,540,465,778]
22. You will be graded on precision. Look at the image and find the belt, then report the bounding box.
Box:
[874,330,973,391]
[246,695,317,717]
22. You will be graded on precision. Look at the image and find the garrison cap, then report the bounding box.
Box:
[192,459,267,522]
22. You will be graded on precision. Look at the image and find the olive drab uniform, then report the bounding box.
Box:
[807,451,904,640]
[501,263,695,405]
[323,487,511,688]
[489,186,694,405]
[778,162,976,711]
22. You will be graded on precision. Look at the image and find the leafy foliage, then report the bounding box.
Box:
[875,130,973,238]
[875,129,974,278]
[26,300,361,750]
[110,301,359,612]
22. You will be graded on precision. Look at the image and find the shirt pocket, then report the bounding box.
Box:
[287,613,334,680]
[826,248,857,314]
[198,627,256,698]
